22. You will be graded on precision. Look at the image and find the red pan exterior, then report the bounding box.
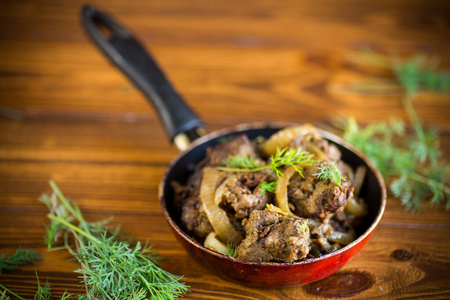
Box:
[165,220,377,287]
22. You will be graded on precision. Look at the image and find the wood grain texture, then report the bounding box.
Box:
[0,0,449,299]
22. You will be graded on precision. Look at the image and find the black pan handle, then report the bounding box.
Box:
[81,5,205,150]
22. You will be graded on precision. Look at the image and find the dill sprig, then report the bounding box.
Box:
[0,272,54,300]
[393,54,450,95]
[0,248,41,274]
[335,50,450,212]
[270,148,316,178]
[337,117,449,212]
[226,243,237,258]
[39,180,190,299]
[0,290,9,300]
[0,285,19,300]
[344,50,450,96]
[225,155,262,169]
[34,271,52,300]
[218,148,316,178]
[260,181,277,196]
[313,162,346,188]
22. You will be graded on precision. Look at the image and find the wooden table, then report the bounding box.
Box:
[1,1,449,298]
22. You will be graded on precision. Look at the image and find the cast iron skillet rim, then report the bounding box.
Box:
[159,122,386,267]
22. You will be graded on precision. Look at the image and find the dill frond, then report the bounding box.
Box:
[59,291,73,300]
[34,272,51,300]
[393,55,450,95]
[73,235,188,299]
[218,147,316,179]
[0,289,10,300]
[226,243,237,257]
[224,155,262,169]
[313,162,346,188]
[270,148,316,178]
[0,284,24,300]
[39,180,190,299]
[337,117,449,211]
[336,50,450,212]
[0,248,42,274]
[260,181,277,196]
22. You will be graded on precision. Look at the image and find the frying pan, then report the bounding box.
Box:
[81,5,386,287]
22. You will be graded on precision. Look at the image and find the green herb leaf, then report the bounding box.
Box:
[336,50,450,212]
[313,162,346,188]
[224,155,262,169]
[34,272,51,300]
[40,180,190,299]
[0,248,41,274]
[218,148,316,179]
[393,55,450,95]
[337,117,449,211]
[0,289,11,300]
[74,235,187,299]
[226,243,237,257]
[270,148,316,178]
[260,181,277,196]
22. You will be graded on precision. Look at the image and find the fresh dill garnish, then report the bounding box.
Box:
[59,291,73,300]
[270,148,316,178]
[335,50,450,212]
[0,284,20,300]
[313,162,346,188]
[224,155,262,169]
[299,219,309,234]
[38,180,190,299]
[0,248,41,275]
[1,272,73,300]
[393,54,450,94]
[345,50,450,96]
[226,243,237,257]
[260,181,277,196]
[0,289,9,300]
[34,271,51,300]
[218,148,316,178]
[337,117,449,212]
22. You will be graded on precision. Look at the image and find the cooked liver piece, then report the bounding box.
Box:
[287,161,353,223]
[236,208,310,262]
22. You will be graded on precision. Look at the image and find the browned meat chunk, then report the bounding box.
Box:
[176,135,262,241]
[287,130,341,161]
[236,208,310,262]
[207,134,258,166]
[219,171,275,219]
[172,160,213,241]
[287,162,353,222]
[180,197,213,240]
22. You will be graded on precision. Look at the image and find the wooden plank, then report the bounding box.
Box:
[1,0,449,298]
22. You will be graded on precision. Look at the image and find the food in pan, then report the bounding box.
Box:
[172,125,368,263]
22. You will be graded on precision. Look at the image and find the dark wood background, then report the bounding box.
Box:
[1,0,449,299]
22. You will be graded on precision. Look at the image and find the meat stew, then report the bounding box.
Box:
[172,125,368,263]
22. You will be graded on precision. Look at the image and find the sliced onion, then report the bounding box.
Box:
[352,165,367,198]
[214,179,228,206]
[204,232,229,255]
[262,124,318,156]
[345,197,368,217]
[303,141,326,159]
[339,162,354,182]
[275,166,297,217]
[326,229,356,246]
[266,203,290,216]
[200,167,243,245]
[327,144,342,161]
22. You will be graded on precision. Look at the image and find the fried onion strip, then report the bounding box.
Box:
[262,124,318,156]
[275,166,298,217]
[200,168,243,245]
